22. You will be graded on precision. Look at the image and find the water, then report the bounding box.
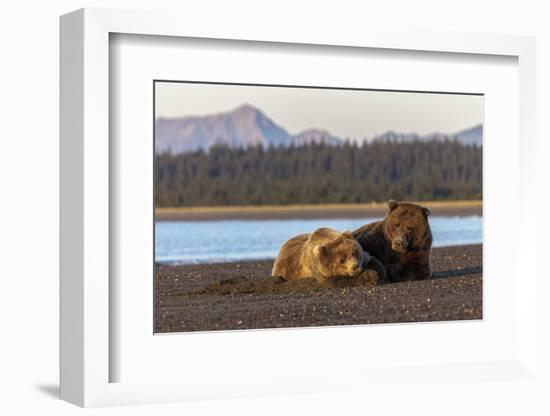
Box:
[155,216,482,264]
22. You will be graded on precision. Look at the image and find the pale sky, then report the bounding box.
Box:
[155,81,483,141]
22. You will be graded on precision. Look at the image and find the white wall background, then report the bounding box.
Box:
[0,0,548,415]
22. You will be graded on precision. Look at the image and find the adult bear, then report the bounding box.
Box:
[352,200,432,282]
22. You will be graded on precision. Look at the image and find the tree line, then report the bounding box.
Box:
[155,139,482,207]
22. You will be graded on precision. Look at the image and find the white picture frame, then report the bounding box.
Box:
[60,7,538,408]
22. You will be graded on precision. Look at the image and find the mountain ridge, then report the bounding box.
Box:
[155,104,482,154]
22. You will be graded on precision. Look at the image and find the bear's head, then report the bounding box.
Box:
[313,230,367,277]
[384,200,432,254]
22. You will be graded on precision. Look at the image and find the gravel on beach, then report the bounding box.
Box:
[154,244,482,333]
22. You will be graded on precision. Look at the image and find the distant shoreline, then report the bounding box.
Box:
[155,200,482,221]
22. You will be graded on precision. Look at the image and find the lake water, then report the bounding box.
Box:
[155,216,482,264]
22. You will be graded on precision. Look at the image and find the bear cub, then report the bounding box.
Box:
[272,227,385,285]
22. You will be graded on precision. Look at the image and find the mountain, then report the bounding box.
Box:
[155,104,482,154]
[155,104,292,154]
[373,125,482,147]
[453,125,483,146]
[291,128,342,146]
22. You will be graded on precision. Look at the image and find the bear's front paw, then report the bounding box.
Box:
[365,256,387,283]
[356,269,380,286]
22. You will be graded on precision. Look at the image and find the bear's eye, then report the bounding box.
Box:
[340,257,346,264]
[394,222,400,228]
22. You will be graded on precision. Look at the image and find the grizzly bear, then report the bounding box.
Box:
[272,227,385,285]
[352,200,432,282]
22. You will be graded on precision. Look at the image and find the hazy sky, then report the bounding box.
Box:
[155,81,483,141]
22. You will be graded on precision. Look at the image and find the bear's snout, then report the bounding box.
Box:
[349,260,363,277]
[391,236,408,253]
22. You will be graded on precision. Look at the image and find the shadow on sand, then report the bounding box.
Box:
[432,267,482,279]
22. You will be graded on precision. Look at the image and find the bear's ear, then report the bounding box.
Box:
[422,207,431,217]
[313,244,328,259]
[388,200,400,212]
[342,230,353,239]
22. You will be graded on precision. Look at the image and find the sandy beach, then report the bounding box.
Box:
[155,244,482,333]
[155,200,482,221]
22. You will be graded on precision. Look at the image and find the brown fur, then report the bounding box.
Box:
[352,200,432,282]
[272,227,384,284]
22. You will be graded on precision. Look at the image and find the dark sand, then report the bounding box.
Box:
[155,244,482,333]
[155,201,482,222]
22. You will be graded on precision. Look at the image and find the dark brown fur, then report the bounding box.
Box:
[272,227,386,284]
[353,200,432,282]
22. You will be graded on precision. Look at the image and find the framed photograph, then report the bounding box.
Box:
[153,80,484,334]
[60,8,538,408]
